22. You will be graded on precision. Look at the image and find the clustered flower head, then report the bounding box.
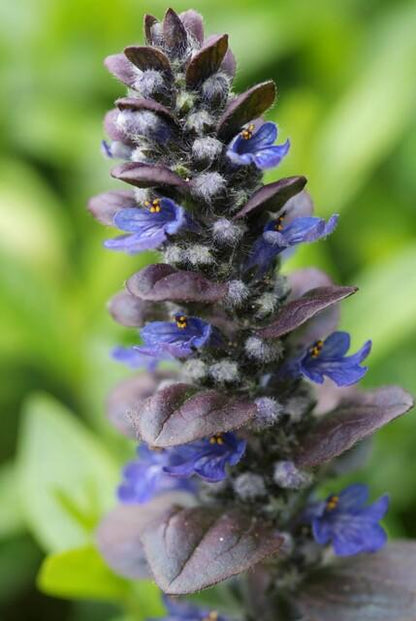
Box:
[89,8,414,620]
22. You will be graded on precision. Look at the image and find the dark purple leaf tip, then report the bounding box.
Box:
[217,81,276,141]
[137,383,257,447]
[257,285,357,339]
[111,162,189,193]
[87,190,135,226]
[186,34,229,87]
[115,97,178,125]
[295,386,414,468]
[124,46,172,75]
[126,264,228,303]
[163,8,188,54]
[234,176,307,219]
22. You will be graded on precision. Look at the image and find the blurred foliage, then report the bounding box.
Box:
[0,0,415,618]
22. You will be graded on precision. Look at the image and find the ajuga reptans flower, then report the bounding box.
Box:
[90,8,415,620]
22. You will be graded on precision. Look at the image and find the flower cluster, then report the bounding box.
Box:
[90,8,414,621]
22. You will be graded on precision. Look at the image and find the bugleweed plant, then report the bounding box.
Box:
[90,8,415,620]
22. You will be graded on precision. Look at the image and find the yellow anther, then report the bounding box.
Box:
[175,315,188,329]
[310,339,324,358]
[146,198,162,213]
[274,214,285,231]
[326,495,339,511]
[203,612,219,621]
[241,123,255,140]
[210,434,225,446]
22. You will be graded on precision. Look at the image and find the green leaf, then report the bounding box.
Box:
[312,4,416,213]
[341,246,416,363]
[17,393,119,552]
[0,462,25,539]
[37,545,129,601]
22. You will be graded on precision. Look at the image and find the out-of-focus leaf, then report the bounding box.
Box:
[342,246,416,362]
[297,541,416,620]
[96,493,195,580]
[37,545,129,601]
[312,4,416,213]
[0,462,24,539]
[0,159,68,273]
[17,393,119,552]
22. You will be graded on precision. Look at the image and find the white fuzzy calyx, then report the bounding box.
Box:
[245,336,283,363]
[209,360,239,383]
[212,219,245,246]
[233,473,267,500]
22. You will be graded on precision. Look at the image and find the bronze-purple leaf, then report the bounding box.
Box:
[217,81,276,141]
[295,386,414,468]
[104,53,137,87]
[115,97,177,126]
[138,383,257,447]
[96,493,195,580]
[124,46,172,75]
[234,176,307,219]
[179,9,204,44]
[104,109,129,143]
[163,8,188,55]
[143,14,159,45]
[140,505,283,594]
[108,291,158,327]
[186,34,229,87]
[87,190,135,226]
[111,162,189,193]
[126,264,228,303]
[296,541,416,620]
[257,286,357,339]
[222,47,237,78]
[107,371,175,437]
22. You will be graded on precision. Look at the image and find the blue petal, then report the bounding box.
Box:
[359,494,390,521]
[111,346,158,370]
[246,122,278,150]
[113,207,172,232]
[320,332,351,359]
[347,339,372,365]
[226,145,254,166]
[313,359,368,386]
[282,213,338,246]
[312,517,332,545]
[246,234,283,274]
[253,140,290,170]
[331,515,387,556]
[104,229,167,253]
[337,483,369,511]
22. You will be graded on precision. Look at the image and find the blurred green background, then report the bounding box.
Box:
[1,0,416,618]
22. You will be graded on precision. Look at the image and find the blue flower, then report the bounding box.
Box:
[111,345,172,370]
[118,445,194,504]
[137,314,220,359]
[246,211,338,276]
[112,315,219,370]
[305,484,389,556]
[148,596,229,621]
[227,121,290,170]
[163,432,246,482]
[291,331,371,387]
[104,198,196,254]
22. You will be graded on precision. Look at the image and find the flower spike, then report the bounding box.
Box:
[90,5,414,615]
